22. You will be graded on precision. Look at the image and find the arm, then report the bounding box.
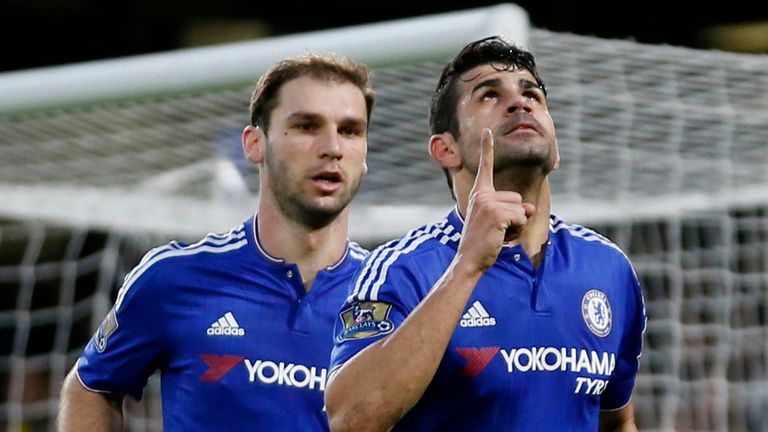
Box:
[59,251,170,431]
[58,367,124,432]
[326,258,487,432]
[600,254,646,431]
[600,403,637,432]
[325,130,533,432]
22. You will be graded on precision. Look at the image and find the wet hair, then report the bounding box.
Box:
[249,53,374,133]
[430,36,546,136]
[429,36,547,192]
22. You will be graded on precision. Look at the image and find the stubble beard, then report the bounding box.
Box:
[265,152,362,230]
[467,135,555,177]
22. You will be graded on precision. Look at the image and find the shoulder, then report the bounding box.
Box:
[550,215,631,264]
[550,216,643,297]
[365,218,456,266]
[346,241,370,263]
[347,219,456,301]
[119,224,251,294]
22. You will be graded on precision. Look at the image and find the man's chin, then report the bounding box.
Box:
[295,197,351,228]
[309,195,349,212]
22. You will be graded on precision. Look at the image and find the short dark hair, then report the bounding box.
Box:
[249,53,375,133]
[429,36,547,191]
[430,36,546,136]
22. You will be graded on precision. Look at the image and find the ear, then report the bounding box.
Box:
[428,132,462,170]
[242,125,266,164]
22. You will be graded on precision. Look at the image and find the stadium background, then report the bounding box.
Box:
[1,0,768,73]
[1,2,767,431]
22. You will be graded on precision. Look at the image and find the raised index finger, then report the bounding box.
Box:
[472,128,495,192]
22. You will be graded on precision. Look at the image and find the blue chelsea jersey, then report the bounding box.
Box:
[77,216,367,431]
[330,208,646,431]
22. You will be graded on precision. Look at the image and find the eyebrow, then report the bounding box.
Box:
[286,111,367,128]
[470,77,544,97]
[286,112,324,123]
[519,79,544,92]
[470,78,503,98]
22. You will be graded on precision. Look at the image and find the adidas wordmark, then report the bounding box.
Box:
[460,301,497,328]
[207,311,245,336]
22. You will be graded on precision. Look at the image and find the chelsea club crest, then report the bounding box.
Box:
[581,289,612,337]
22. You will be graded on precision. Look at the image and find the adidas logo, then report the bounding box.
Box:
[207,312,245,336]
[460,301,497,328]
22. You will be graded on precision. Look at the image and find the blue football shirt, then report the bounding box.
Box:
[331,208,646,431]
[77,216,367,431]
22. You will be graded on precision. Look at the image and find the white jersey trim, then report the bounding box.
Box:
[75,358,112,394]
[114,227,248,313]
[251,215,284,263]
[350,218,457,302]
[550,216,624,255]
[348,241,369,261]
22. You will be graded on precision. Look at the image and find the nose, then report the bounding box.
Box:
[506,93,533,115]
[319,127,343,160]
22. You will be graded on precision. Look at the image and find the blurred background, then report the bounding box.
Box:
[1,0,768,74]
[1,2,767,432]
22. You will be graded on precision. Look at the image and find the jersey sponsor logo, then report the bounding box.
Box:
[581,290,612,337]
[456,347,500,376]
[244,359,327,391]
[500,347,615,376]
[198,355,328,391]
[459,300,497,328]
[574,376,609,395]
[207,311,245,336]
[338,301,394,341]
[93,307,118,353]
[200,354,245,382]
[456,346,616,379]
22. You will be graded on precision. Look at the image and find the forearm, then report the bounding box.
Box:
[600,404,637,432]
[58,368,124,432]
[326,257,482,432]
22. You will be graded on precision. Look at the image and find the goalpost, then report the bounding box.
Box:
[0,4,528,241]
[0,3,766,431]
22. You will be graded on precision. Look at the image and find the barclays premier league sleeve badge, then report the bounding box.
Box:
[581,289,612,337]
[94,307,119,353]
[338,301,394,341]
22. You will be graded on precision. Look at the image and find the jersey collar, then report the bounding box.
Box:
[447,206,555,260]
[247,214,357,271]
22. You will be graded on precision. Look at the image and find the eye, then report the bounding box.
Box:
[294,121,317,131]
[340,125,365,137]
[523,89,545,104]
[480,90,499,101]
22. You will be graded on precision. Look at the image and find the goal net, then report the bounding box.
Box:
[0,4,766,431]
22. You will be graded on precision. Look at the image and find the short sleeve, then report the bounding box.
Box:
[77,257,168,400]
[601,264,647,410]
[329,254,426,374]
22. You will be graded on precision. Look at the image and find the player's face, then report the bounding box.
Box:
[263,76,368,228]
[454,64,558,176]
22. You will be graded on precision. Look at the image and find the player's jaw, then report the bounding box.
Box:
[487,111,556,169]
[268,160,364,230]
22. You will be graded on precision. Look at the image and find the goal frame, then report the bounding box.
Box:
[0,4,529,242]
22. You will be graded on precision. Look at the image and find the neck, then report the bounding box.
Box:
[456,169,551,265]
[257,198,349,292]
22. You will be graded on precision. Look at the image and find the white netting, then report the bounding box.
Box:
[0,8,766,431]
[533,30,768,432]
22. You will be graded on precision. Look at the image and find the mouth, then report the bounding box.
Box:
[501,115,542,136]
[310,170,344,194]
[509,124,538,133]
[312,171,343,184]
